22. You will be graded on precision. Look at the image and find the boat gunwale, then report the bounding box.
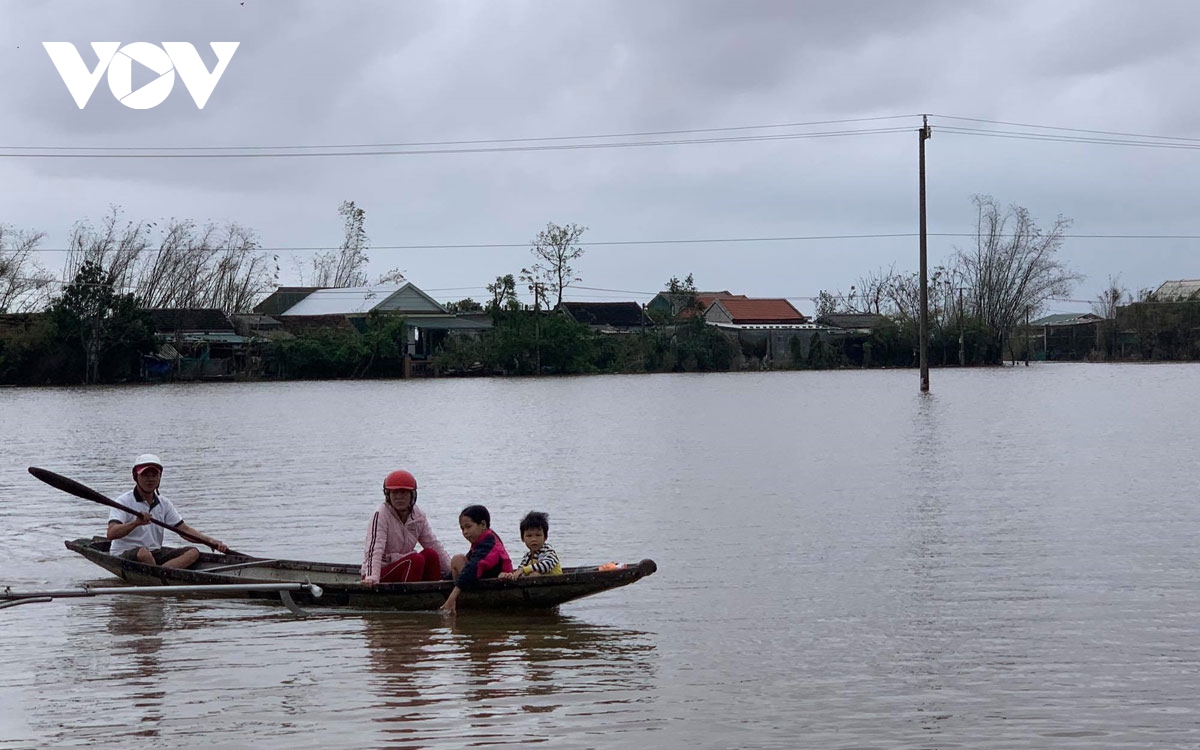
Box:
[62,537,656,610]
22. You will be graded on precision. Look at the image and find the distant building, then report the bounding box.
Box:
[252,287,322,316]
[815,313,891,334]
[702,297,817,368]
[272,283,446,317]
[251,282,490,372]
[646,290,748,320]
[1024,312,1103,360]
[144,308,249,380]
[1150,279,1200,302]
[558,301,652,332]
[704,298,808,326]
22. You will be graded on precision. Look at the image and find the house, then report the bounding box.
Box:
[815,313,891,334]
[1150,279,1200,302]
[145,308,251,380]
[646,290,748,320]
[257,282,491,371]
[558,301,652,332]
[704,298,808,326]
[274,283,446,317]
[702,297,818,368]
[1025,312,1103,360]
[252,287,322,316]
[1114,281,1200,360]
[229,313,282,339]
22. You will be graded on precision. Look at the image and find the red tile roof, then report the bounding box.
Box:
[677,292,748,319]
[713,298,807,324]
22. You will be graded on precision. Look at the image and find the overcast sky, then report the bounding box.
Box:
[3,0,1200,315]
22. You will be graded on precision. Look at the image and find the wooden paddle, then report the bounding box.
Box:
[28,466,242,555]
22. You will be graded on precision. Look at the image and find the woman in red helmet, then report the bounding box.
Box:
[361,470,451,585]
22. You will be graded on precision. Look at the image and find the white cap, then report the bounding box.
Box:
[133,454,163,474]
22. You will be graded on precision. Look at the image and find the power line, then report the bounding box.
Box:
[0,126,912,159]
[25,231,1200,253]
[0,114,922,152]
[930,114,1200,144]
[5,112,1200,160]
[940,126,1200,151]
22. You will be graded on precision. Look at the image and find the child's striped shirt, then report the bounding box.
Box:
[518,544,562,575]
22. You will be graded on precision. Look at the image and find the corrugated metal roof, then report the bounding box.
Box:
[1030,313,1102,326]
[280,285,405,315]
[1152,279,1200,301]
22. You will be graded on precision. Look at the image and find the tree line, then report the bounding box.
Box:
[5,194,1180,385]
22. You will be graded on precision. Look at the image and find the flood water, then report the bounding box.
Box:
[2,364,1199,749]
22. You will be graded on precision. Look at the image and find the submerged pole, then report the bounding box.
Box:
[918,115,932,392]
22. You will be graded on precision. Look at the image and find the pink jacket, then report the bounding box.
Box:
[361,503,451,582]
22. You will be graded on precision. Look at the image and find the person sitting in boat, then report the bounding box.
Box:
[439,504,513,614]
[361,470,451,586]
[499,511,562,580]
[106,454,228,568]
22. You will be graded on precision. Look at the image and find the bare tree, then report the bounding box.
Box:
[522,222,586,308]
[207,223,276,312]
[845,266,897,315]
[814,290,840,319]
[63,206,152,294]
[66,209,275,314]
[0,224,53,312]
[311,200,369,287]
[953,195,1081,359]
[136,219,216,309]
[1092,275,1129,319]
[375,267,406,285]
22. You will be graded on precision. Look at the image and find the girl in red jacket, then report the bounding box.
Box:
[439,504,512,614]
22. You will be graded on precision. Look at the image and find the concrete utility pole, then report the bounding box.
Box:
[958,285,965,366]
[918,115,932,392]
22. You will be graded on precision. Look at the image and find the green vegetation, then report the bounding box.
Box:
[265,311,409,379]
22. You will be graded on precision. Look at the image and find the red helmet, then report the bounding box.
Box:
[383,470,417,490]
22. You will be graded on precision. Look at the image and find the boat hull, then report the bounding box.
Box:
[64,538,656,611]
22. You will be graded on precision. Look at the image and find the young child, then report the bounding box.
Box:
[439,504,512,614]
[499,511,562,580]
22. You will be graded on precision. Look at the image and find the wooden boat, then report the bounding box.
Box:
[63,537,657,612]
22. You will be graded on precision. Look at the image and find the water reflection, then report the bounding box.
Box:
[361,612,659,747]
[902,394,955,741]
[100,598,173,740]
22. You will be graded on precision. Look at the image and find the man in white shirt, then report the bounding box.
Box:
[107,454,228,568]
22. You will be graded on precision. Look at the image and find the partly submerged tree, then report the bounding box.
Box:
[954,195,1081,362]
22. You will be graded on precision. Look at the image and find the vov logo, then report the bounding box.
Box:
[42,42,240,110]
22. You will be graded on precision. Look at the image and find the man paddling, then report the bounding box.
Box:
[106,454,227,569]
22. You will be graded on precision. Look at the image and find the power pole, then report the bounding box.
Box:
[918,115,932,392]
[1025,307,1031,366]
[958,285,965,366]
